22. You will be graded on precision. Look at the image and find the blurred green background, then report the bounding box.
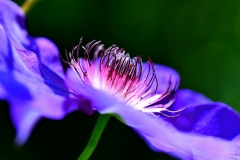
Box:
[1,0,240,159]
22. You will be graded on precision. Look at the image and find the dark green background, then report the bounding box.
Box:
[1,0,240,159]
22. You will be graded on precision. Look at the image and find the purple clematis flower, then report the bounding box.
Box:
[65,41,240,159]
[1,1,240,159]
[0,0,92,145]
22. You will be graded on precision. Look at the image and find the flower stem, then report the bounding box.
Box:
[77,114,111,160]
[21,0,40,14]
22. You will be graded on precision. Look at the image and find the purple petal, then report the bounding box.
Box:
[164,89,240,140]
[172,89,212,109]
[0,0,89,144]
[0,7,79,142]
[0,68,79,144]
[66,71,240,159]
[154,64,180,93]
[10,105,41,145]
[0,0,29,48]
[0,69,67,119]
[0,24,9,62]
[0,30,75,144]
[0,24,14,70]
[34,37,64,76]
[5,46,77,118]
[0,23,35,74]
[64,97,94,116]
[0,70,62,144]
[0,0,64,75]
[0,41,93,144]
[13,46,70,97]
[0,66,93,144]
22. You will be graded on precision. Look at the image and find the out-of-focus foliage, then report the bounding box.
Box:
[1,0,240,159]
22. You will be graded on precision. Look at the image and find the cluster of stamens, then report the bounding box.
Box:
[64,39,185,117]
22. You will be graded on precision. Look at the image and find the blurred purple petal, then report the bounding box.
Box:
[0,69,67,144]
[0,0,92,144]
[0,24,9,62]
[35,37,64,76]
[0,71,32,101]
[0,24,13,70]
[0,67,68,119]
[0,0,63,75]
[3,63,71,144]
[10,105,41,145]
[0,42,92,144]
[64,97,94,116]
[0,0,26,47]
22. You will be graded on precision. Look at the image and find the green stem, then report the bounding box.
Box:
[77,114,111,160]
[21,0,40,14]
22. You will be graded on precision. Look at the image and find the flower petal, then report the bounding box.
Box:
[154,64,180,92]
[1,65,93,143]
[0,0,64,76]
[0,0,30,48]
[172,89,212,109]
[0,24,37,75]
[0,69,66,118]
[34,37,64,77]
[0,24,14,70]
[0,35,93,143]
[155,64,180,81]
[0,65,94,144]
[10,105,41,145]
[0,0,91,144]
[0,69,65,144]
[0,30,76,144]
[13,46,70,97]
[164,90,240,140]
[67,72,240,159]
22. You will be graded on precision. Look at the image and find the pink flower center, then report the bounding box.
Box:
[66,39,185,117]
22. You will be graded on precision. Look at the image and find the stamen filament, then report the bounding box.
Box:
[64,40,185,117]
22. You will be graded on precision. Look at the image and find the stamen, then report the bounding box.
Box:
[63,39,186,117]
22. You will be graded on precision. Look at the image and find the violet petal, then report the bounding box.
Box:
[34,37,64,77]
[0,0,63,75]
[66,70,240,159]
[154,64,180,93]
[0,24,74,144]
[0,69,67,119]
[10,105,41,145]
[0,68,67,144]
[165,89,240,140]
[0,24,14,70]
[172,89,212,110]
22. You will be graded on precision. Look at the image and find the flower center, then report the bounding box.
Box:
[66,39,185,117]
